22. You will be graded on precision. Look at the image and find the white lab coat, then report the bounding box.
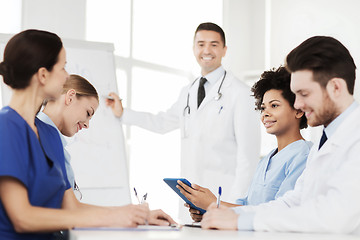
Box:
[122,70,260,203]
[237,105,360,234]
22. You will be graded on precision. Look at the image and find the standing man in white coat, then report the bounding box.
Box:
[106,22,260,215]
[202,36,360,234]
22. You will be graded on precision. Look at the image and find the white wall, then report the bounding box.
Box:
[223,0,360,96]
[223,0,266,82]
[269,0,360,101]
[21,0,360,77]
[223,0,360,147]
[22,0,86,40]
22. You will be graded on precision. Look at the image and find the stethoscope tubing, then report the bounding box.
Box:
[183,71,227,116]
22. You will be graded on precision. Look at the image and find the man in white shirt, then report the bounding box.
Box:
[202,36,360,234]
[106,22,260,216]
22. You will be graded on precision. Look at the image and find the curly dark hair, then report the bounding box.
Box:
[251,66,308,129]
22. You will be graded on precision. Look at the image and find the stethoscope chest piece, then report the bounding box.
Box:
[214,93,222,101]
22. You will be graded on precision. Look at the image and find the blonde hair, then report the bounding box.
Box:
[63,74,99,102]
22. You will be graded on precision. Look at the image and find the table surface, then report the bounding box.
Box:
[70,225,360,240]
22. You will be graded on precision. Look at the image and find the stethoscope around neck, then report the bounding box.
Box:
[183,71,227,116]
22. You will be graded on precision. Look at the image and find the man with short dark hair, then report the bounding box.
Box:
[106,22,260,221]
[202,36,360,234]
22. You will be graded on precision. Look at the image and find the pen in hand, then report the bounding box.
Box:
[217,186,222,208]
[134,188,149,225]
[141,192,148,225]
[134,187,141,204]
[141,193,148,204]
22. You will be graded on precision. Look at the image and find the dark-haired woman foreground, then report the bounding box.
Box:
[0,29,174,240]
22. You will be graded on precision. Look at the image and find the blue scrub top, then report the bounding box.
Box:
[37,111,75,189]
[0,106,71,240]
[236,140,313,206]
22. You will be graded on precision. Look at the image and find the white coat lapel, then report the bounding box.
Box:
[196,80,221,111]
[313,140,337,159]
[314,106,360,158]
[197,74,230,112]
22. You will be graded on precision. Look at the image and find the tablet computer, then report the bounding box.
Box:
[163,178,206,214]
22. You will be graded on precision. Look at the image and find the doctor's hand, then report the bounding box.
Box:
[201,202,238,230]
[111,204,150,227]
[176,180,216,210]
[184,203,203,222]
[147,209,177,226]
[105,92,124,118]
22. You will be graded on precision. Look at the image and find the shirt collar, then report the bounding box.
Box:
[202,66,225,86]
[324,101,358,139]
[37,111,68,148]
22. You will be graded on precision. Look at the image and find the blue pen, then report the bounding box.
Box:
[217,186,222,208]
[218,106,223,114]
[133,187,141,204]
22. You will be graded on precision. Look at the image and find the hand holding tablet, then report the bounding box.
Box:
[163,178,206,214]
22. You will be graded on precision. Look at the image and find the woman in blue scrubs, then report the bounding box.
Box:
[0,30,175,240]
[178,66,312,221]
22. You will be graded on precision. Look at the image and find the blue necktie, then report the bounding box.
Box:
[318,130,327,150]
